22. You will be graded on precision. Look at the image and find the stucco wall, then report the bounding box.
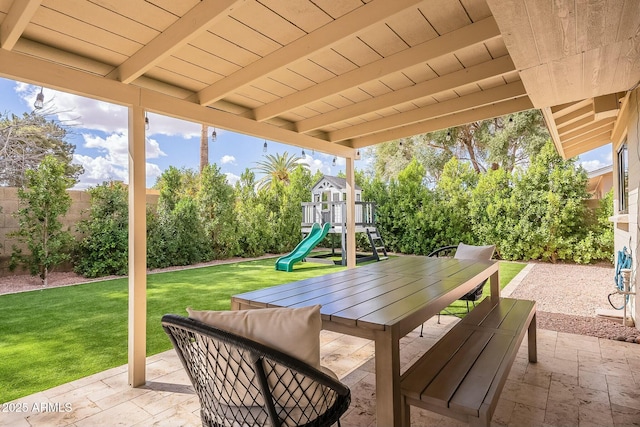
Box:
[0,188,159,276]
[629,89,640,327]
[612,88,640,328]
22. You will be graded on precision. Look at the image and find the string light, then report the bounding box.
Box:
[263,140,268,152]
[145,113,149,130]
[332,157,337,166]
[34,87,44,110]
[211,128,217,142]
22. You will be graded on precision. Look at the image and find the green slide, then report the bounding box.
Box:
[275,222,332,272]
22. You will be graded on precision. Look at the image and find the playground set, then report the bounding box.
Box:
[275,175,387,272]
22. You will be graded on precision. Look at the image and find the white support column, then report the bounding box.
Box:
[345,156,356,269]
[128,105,147,387]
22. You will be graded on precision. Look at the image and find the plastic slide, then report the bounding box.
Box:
[275,222,332,272]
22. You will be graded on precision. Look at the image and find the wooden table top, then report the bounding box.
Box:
[232,256,498,333]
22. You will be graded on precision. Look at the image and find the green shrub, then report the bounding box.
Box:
[74,182,129,277]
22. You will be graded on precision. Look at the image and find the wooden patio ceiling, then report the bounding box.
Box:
[0,0,638,158]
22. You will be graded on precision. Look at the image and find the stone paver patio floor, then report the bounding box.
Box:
[2,314,640,427]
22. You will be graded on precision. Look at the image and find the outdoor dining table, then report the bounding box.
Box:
[231,255,500,427]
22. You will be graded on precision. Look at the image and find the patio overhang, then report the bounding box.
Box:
[486,0,640,158]
[1,0,638,390]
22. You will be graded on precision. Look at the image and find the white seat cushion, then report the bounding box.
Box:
[454,243,495,260]
[187,304,322,368]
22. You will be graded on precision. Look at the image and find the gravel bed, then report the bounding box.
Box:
[508,262,640,342]
[1,259,639,341]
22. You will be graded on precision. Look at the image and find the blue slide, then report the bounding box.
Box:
[275,222,331,272]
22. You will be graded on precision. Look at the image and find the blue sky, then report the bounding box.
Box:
[1,77,612,190]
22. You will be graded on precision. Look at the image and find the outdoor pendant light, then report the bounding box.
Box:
[332,157,337,166]
[34,87,44,110]
[211,128,217,142]
[145,113,150,130]
[263,141,268,152]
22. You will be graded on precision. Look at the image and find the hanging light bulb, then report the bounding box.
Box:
[446,131,451,141]
[399,140,403,147]
[211,128,217,142]
[144,113,150,130]
[34,87,44,110]
[332,156,337,166]
[301,149,306,157]
[263,140,268,152]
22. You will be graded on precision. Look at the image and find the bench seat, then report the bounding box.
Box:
[401,297,536,427]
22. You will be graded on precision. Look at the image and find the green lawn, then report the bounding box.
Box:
[0,258,525,403]
[0,258,345,403]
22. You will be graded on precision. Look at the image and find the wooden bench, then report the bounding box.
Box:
[401,297,536,427]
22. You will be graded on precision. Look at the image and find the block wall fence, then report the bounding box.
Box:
[0,187,159,276]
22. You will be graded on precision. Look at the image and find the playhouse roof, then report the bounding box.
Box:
[312,175,362,192]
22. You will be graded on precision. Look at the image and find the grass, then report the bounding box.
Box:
[0,258,345,403]
[0,258,525,403]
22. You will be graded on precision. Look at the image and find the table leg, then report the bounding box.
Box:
[374,328,401,427]
[490,268,500,302]
[528,312,537,363]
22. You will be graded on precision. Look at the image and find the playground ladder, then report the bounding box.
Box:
[367,228,388,261]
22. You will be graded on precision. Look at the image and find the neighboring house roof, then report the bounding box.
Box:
[587,164,613,179]
[586,165,613,199]
[312,175,362,192]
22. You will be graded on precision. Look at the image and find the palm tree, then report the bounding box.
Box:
[254,151,309,190]
[200,124,208,173]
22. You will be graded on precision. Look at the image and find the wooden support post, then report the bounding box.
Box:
[128,104,147,387]
[345,156,356,269]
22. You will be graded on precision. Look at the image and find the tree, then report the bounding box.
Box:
[9,155,74,286]
[197,164,238,258]
[254,151,309,190]
[479,110,549,171]
[0,112,83,187]
[368,110,549,182]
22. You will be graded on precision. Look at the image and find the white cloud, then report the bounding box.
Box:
[16,83,202,138]
[221,155,236,165]
[225,172,240,186]
[72,132,165,189]
[579,159,607,172]
[301,154,332,175]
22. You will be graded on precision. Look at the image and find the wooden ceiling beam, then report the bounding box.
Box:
[108,0,244,84]
[253,16,502,122]
[296,55,516,133]
[348,96,533,149]
[562,128,613,151]
[142,90,354,157]
[196,0,424,106]
[556,115,596,135]
[560,118,615,144]
[0,0,42,51]
[564,136,612,158]
[550,100,582,115]
[554,104,594,127]
[541,106,565,158]
[329,80,527,142]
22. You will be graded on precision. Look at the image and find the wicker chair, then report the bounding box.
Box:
[420,243,495,335]
[162,314,351,427]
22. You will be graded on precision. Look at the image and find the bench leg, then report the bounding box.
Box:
[401,397,411,426]
[528,312,537,363]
